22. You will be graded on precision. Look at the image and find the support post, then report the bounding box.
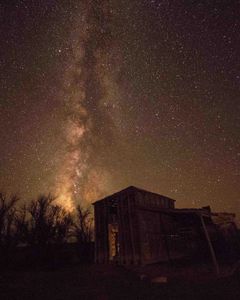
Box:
[200,214,220,276]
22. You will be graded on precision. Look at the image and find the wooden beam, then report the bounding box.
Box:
[200,214,220,276]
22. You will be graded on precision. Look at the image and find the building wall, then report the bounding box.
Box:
[93,187,209,265]
[94,201,109,263]
[137,209,168,264]
[134,189,175,209]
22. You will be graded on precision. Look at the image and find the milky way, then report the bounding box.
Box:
[0,1,240,216]
[54,1,116,210]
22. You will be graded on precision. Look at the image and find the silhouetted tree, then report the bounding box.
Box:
[0,192,95,267]
[73,205,94,262]
[74,205,93,243]
[16,194,73,266]
[23,194,72,246]
[14,204,28,245]
[0,193,19,265]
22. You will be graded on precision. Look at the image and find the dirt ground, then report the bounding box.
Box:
[1,263,240,300]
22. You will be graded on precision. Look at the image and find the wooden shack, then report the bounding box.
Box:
[93,186,219,268]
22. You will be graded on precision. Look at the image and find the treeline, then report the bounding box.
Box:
[0,193,93,269]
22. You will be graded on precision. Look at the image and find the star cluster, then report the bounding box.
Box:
[0,1,240,215]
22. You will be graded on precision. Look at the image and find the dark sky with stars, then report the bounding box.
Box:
[0,1,240,215]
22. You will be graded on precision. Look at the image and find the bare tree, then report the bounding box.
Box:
[0,193,19,265]
[14,204,28,245]
[51,205,73,244]
[74,205,93,244]
[13,194,73,266]
[0,193,77,267]
[23,194,73,247]
[73,205,94,262]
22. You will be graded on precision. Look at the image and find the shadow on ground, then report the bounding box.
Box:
[1,263,240,300]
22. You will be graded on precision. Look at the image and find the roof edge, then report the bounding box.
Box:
[92,185,176,205]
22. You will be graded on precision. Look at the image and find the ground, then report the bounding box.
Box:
[1,263,240,300]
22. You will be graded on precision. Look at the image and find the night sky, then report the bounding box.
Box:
[1,1,240,215]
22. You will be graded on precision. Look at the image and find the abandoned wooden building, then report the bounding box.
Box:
[93,186,239,267]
